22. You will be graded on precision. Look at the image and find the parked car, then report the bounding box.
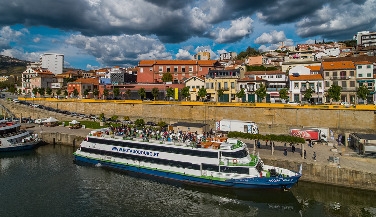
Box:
[13,99,19,103]
[146,121,157,126]
[287,101,300,106]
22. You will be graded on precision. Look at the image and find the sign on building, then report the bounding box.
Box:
[51,83,61,89]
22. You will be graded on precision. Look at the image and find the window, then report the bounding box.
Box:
[358,65,362,69]
[358,74,363,77]
[350,81,355,87]
[166,66,170,72]
[182,67,185,72]
[350,71,354,76]
[174,66,178,72]
[206,83,209,89]
[159,73,162,77]
[218,82,221,89]
[367,65,371,68]
[189,66,193,72]
[342,81,347,87]
[211,83,214,89]
[276,75,282,78]
[333,81,338,86]
[294,82,299,88]
[224,82,228,89]
[340,71,346,79]
[325,72,329,77]
[150,67,153,71]
[333,71,337,77]
[367,73,372,77]
[159,66,163,72]
[140,68,144,73]
[199,67,202,71]
[231,82,235,89]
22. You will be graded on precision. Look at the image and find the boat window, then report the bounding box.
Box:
[220,166,249,174]
[221,149,248,158]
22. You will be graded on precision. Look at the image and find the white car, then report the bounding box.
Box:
[34,118,47,125]
[12,99,19,103]
[287,101,300,106]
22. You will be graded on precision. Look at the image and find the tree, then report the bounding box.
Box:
[38,87,45,97]
[99,113,105,122]
[56,89,62,97]
[197,87,207,101]
[357,84,370,104]
[161,72,173,82]
[113,87,120,99]
[32,87,39,97]
[138,88,146,100]
[279,88,289,102]
[236,88,245,102]
[46,87,52,96]
[303,87,315,102]
[327,84,342,102]
[181,87,190,101]
[134,118,145,127]
[93,88,99,99]
[236,46,261,60]
[64,90,68,98]
[103,89,109,99]
[166,87,174,100]
[217,88,225,102]
[73,88,79,98]
[125,89,131,99]
[110,115,118,122]
[255,83,267,102]
[151,87,159,100]
[83,89,89,98]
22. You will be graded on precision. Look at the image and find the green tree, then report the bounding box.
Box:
[125,89,131,99]
[113,87,120,99]
[217,88,225,102]
[166,87,174,100]
[38,87,45,97]
[236,88,246,102]
[32,87,39,97]
[93,88,99,99]
[151,87,160,100]
[181,87,190,101]
[73,88,79,98]
[162,72,173,82]
[8,85,16,94]
[83,89,89,98]
[255,83,267,102]
[103,89,109,99]
[134,118,145,127]
[56,89,62,97]
[303,87,315,102]
[236,46,261,60]
[138,88,146,100]
[64,90,68,98]
[99,113,105,122]
[46,87,52,96]
[327,84,342,102]
[357,84,370,104]
[110,115,118,122]
[278,88,289,102]
[197,87,207,101]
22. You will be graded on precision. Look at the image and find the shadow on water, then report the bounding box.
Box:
[0,149,37,158]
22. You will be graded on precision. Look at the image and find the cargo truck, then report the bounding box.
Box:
[216,119,259,134]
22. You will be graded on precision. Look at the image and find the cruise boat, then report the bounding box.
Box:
[74,130,302,190]
[0,120,41,152]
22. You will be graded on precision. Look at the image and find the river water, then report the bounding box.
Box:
[1,145,375,217]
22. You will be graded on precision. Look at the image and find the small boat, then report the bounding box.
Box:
[0,120,41,152]
[74,129,302,190]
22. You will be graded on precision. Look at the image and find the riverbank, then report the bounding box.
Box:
[24,123,376,191]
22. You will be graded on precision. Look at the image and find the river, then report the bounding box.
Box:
[0,145,375,217]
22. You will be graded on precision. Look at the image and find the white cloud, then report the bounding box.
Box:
[211,17,253,43]
[0,48,40,62]
[0,26,28,49]
[254,30,286,44]
[258,44,280,52]
[33,37,41,43]
[175,49,193,60]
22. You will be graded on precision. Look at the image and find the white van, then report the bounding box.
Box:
[34,118,47,125]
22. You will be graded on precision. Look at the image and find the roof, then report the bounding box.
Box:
[238,76,265,82]
[306,65,321,71]
[73,78,99,85]
[351,133,376,141]
[244,70,284,75]
[322,61,355,70]
[289,74,323,81]
[354,61,372,65]
[171,122,207,128]
[322,56,376,63]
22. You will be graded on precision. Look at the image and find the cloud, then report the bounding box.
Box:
[66,33,172,67]
[211,17,253,43]
[175,49,193,60]
[254,30,287,44]
[0,26,27,50]
[0,48,40,62]
[33,37,41,43]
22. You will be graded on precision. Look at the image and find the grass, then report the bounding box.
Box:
[61,120,122,129]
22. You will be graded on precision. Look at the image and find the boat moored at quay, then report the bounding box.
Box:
[73,129,302,190]
[0,120,41,152]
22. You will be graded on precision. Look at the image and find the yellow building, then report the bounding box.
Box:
[205,68,241,102]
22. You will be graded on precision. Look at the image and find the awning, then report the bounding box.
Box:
[269,92,279,97]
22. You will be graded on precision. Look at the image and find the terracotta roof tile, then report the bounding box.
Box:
[238,76,265,82]
[322,61,355,70]
[306,65,321,71]
[289,74,323,81]
[244,70,284,75]
[73,78,99,85]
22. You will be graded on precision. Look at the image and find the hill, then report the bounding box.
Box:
[0,55,29,75]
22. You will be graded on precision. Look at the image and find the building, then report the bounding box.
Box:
[349,133,376,155]
[237,76,266,102]
[355,61,375,103]
[205,68,241,102]
[67,78,99,98]
[183,76,205,101]
[219,52,237,61]
[41,53,64,74]
[21,67,56,94]
[322,61,357,103]
[137,60,221,84]
[354,31,376,49]
[194,50,210,60]
[247,56,263,66]
[288,74,324,103]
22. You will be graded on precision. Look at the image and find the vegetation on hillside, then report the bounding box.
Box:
[236,46,261,60]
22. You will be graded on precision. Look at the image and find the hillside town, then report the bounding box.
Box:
[7,30,376,105]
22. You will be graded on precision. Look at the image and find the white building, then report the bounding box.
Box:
[184,76,205,101]
[41,53,64,74]
[355,61,375,103]
[354,31,376,48]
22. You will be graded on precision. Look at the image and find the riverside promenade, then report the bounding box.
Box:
[24,123,376,190]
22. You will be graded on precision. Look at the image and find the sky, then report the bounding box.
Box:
[0,0,375,70]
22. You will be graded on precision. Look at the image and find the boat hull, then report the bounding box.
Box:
[74,154,301,190]
[0,141,40,152]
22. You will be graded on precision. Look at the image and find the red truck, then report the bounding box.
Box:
[290,128,320,141]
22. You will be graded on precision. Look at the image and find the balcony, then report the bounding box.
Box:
[266,87,285,91]
[330,76,351,80]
